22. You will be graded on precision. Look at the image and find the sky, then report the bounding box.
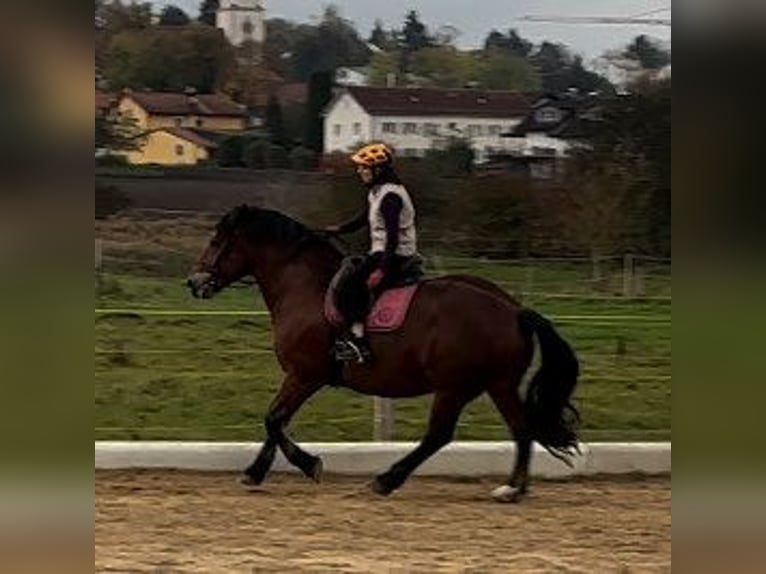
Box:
[153,0,671,62]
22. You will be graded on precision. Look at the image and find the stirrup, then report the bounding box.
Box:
[334,338,369,364]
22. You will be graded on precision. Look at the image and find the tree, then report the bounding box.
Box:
[368,19,389,50]
[263,18,303,77]
[410,46,477,88]
[479,51,540,91]
[304,71,333,152]
[104,25,235,92]
[555,148,652,259]
[553,76,671,257]
[625,35,671,70]
[288,6,371,80]
[368,51,400,86]
[532,42,613,95]
[434,25,460,47]
[101,0,152,35]
[264,95,285,146]
[399,10,432,73]
[198,0,219,26]
[401,10,431,54]
[95,112,144,153]
[483,29,532,58]
[591,78,671,253]
[159,5,190,26]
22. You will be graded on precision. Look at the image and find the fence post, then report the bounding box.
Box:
[95,238,103,270]
[591,253,602,283]
[95,239,103,294]
[523,258,534,300]
[623,253,634,298]
[373,397,395,441]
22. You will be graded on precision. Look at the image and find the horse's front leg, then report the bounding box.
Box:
[242,375,323,485]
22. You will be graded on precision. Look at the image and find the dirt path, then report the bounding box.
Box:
[96,470,670,573]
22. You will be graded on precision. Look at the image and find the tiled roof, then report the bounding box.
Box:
[345,86,532,118]
[161,127,221,149]
[276,82,308,105]
[505,93,603,138]
[96,90,116,111]
[125,91,247,117]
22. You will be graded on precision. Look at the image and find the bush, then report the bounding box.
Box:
[216,135,245,167]
[95,184,132,219]
[289,146,316,171]
[242,138,269,169]
[265,144,290,169]
[96,154,130,168]
[425,138,475,177]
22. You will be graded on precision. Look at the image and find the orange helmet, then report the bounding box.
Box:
[350,143,393,168]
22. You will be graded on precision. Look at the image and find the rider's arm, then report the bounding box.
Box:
[380,193,404,272]
[331,209,368,235]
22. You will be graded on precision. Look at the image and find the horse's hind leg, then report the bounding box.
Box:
[487,380,532,503]
[371,389,474,496]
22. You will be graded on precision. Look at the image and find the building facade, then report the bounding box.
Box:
[323,87,531,163]
[216,0,265,47]
[116,90,248,165]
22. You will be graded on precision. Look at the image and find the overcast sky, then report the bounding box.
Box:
[153,0,671,61]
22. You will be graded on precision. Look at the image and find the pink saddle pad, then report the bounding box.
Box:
[325,284,420,333]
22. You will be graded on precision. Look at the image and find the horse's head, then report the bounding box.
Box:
[187,205,253,299]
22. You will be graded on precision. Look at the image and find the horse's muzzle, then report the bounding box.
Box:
[186,272,217,299]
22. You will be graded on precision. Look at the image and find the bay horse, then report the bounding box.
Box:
[187,205,580,502]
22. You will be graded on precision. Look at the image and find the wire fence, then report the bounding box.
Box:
[95,244,671,442]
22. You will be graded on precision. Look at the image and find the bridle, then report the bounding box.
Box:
[205,230,238,287]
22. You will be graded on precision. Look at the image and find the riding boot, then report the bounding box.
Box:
[334,323,372,364]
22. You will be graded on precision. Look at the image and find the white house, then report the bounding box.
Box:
[503,93,601,156]
[498,93,602,178]
[335,67,370,87]
[323,87,532,163]
[216,0,265,47]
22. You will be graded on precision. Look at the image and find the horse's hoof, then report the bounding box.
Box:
[240,474,262,487]
[369,477,393,496]
[491,484,524,503]
[309,457,323,483]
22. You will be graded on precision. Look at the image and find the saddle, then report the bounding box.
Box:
[324,256,424,333]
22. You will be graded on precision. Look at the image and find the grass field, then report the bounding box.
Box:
[95,255,671,443]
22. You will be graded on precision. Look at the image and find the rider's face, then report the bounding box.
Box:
[357,165,374,184]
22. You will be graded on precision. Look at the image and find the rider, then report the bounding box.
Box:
[326,143,419,363]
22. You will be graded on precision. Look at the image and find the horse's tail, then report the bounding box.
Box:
[519,308,581,465]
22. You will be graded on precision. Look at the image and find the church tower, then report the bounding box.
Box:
[216,0,266,47]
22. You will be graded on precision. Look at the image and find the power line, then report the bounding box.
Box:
[630,6,671,19]
[518,15,671,27]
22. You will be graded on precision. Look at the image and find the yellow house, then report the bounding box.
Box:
[117,90,249,165]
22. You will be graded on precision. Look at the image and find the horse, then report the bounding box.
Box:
[186,205,580,502]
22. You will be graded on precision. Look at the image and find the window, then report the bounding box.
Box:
[403,122,418,135]
[333,124,342,137]
[487,125,502,136]
[196,118,204,128]
[382,122,397,134]
[447,122,458,131]
[467,124,483,138]
[422,123,439,136]
[353,122,361,136]
[175,144,184,156]
[531,146,557,157]
[174,117,183,127]
[535,107,562,124]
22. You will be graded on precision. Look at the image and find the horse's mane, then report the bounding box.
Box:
[218,205,341,259]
